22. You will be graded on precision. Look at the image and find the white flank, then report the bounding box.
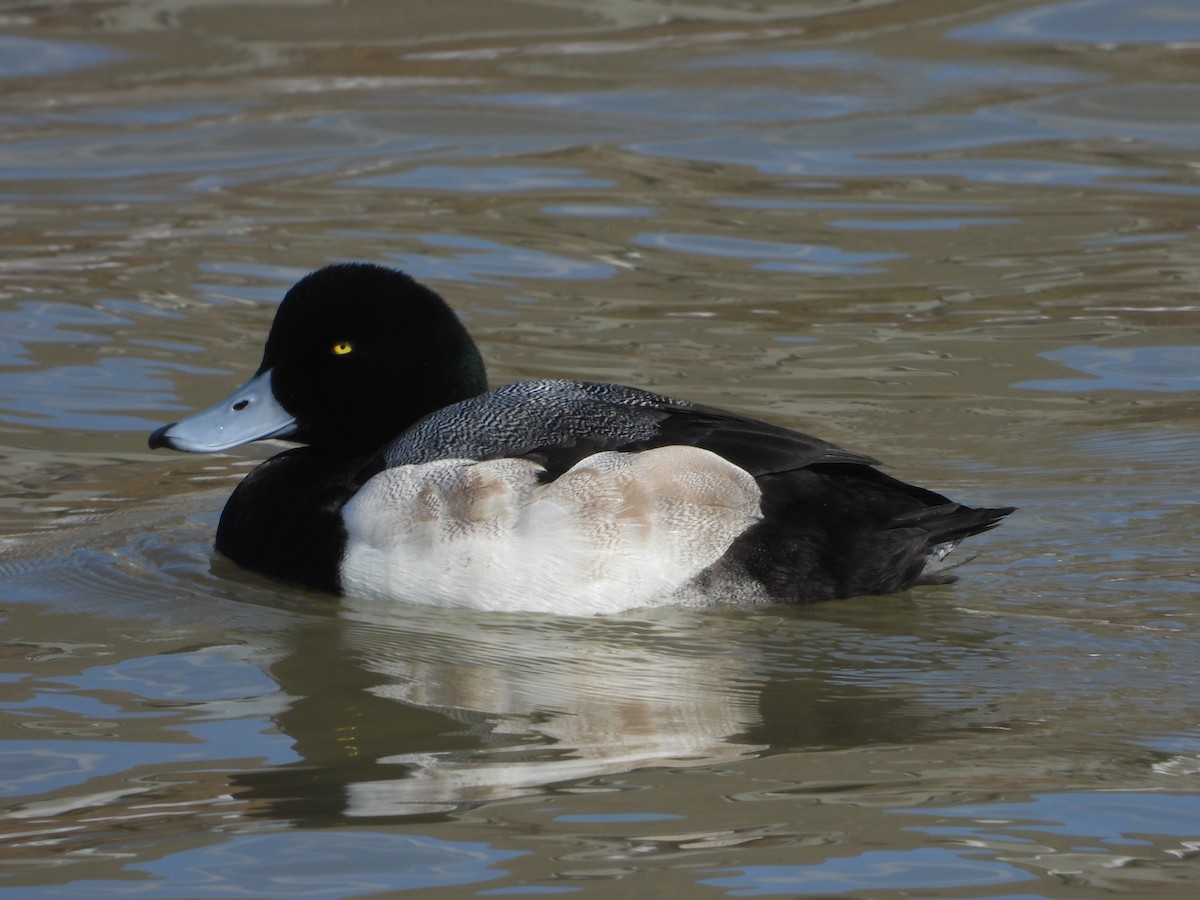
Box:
[339,447,762,614]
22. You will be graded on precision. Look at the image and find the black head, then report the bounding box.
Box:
[149,263,488,458]
[263,264,487,454]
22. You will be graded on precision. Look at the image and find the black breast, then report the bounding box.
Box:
[215,448,380,594]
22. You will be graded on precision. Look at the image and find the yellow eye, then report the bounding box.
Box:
[332,341,353,356]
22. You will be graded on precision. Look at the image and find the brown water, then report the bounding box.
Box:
[2,0,1199,896]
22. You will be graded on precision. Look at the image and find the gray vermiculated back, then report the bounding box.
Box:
[382,380,677,466]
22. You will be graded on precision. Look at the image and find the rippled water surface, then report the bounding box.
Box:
[2,1,1199,896]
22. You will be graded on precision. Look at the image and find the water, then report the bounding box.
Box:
[2,0,1198,895]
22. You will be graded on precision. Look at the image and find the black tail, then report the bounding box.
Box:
[890,502,1015,586]
[724,464,1015,602]
[889,502,1015,545]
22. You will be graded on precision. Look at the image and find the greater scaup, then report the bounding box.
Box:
[149,263,1013,614]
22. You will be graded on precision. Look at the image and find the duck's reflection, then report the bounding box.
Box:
[243,596,970,820]
[321,602,762,816]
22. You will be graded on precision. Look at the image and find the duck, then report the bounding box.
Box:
[149,262,1013,615]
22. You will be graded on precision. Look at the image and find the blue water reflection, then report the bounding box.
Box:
[0,36,120,79]
[632,232,901,274]
[1016,346,1200,393]
[0,357,223,430]
[830,216,1015,232]
[28,832,523,899]
[0,648,296,799]
[345,165,612,193]
[698,794,1200,897]
[714,198,1004,212]
[42,103,247,128]
[629,111,1162,187]
[702,846,1034,894]
[0,301,140,367]
[952,0,1200,44]
[61,647,280,705]
[541,203,655,218]
[1009,85,1200,147]
[0,121,443,182]
[0,292,228,429]
[693,49,1093,90]
[905,792,1200,845]
[0,730,289,801]
[480,88,864,122]
[382,234,616,284]
[251,232,622,286]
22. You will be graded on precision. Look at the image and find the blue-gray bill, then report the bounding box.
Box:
[148,369,296,452]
